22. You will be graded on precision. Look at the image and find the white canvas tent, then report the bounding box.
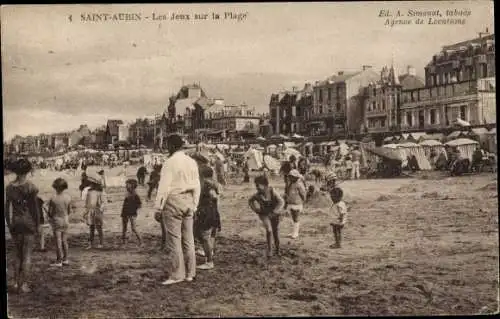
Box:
[283,148,301,161]
[397,143,432,170]
[245,148,264,170]
[445,138,479,161]
[263,155,281,171]
[419,139,447,161]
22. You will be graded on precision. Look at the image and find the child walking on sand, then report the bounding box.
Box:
[285,169,306,239]
[121,179,142,246]
[248,175,285,257]
[47,178,73,267]
[83,176,105,249]
[329,187,347,249]
[196,166,221,270]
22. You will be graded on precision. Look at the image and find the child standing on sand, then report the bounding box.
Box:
[47,178,73,267]
[329,187,347,249]
[196,166,221,270]
[83,176,105,249]
[248,175,285,257]
[5,158,40,293]
[121,179,142,246]
[285,169,306,239]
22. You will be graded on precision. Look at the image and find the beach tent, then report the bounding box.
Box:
[292,133,304,139]
[263,155,281,171]
[256,136,266,141]
[445,138,479,161]
[284,141,296,148]
[396,142,432,170]
[419,139,447,161]
[245,148,264,170]
[283,148,302,161]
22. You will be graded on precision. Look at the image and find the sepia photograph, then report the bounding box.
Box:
[2,1,498,317]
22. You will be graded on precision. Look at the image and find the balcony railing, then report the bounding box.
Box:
[464,57,473,66]
[428,66,436,74]
[451,60,460,69]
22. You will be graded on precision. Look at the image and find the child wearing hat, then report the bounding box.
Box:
[83,175,106,249]
[329,187,347,249]
[121,179,142,246]
[285,169,306,239]
[248,175,285,257]
[47,178,74,267]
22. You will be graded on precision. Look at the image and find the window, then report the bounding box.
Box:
[372,102,376,111]
[336,103,341,112]
[406,113,413,126]
[380,119,385,127]
[460,105,467,121]
[328,88,332,100]
[319,90,323,102]
[319,105,323,114]
[382,100,386,110]
[430,109,436,124]
[373,88,376,96]
[481,64,487,78]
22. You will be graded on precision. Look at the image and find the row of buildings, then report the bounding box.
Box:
[6,85,270,154]
[269,30,496,138]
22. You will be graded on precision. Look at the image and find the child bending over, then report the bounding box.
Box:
[248,175,284,257]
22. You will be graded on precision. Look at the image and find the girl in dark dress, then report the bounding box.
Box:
[195,167,221,270]
[5,158,40,293]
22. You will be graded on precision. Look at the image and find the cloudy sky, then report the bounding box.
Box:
[1,2,494,140]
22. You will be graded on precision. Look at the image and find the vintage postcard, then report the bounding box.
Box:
[2,1,498,317]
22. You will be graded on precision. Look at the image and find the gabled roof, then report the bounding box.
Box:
[174,97,200,112]
[398,74,425,90]
[323,71,362,84]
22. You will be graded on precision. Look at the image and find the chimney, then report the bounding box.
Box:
[292,86,298,92]
[362,65,372,71]
[407,65,416,76]
[304,83,312,91]
[338,71,344,76]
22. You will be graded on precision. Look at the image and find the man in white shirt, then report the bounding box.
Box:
[155,134,201,286]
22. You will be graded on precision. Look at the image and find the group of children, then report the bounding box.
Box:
[5,155,347,293]
[248,169,348,257]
